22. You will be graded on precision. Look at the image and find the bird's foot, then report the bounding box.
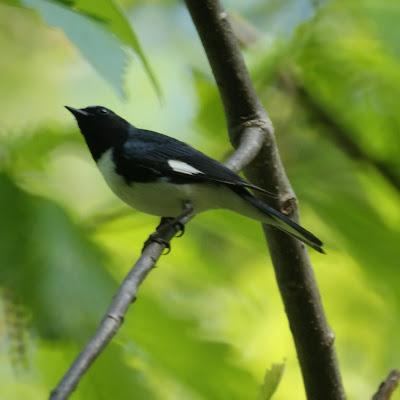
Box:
[158,217,185,237]
[142,202,193,255]
[157,217,185,237]
[175,222,185,237]
[142,232,171,254]
[141,218,184,255]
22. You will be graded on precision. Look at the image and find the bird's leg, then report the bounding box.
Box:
[142,216,185,254]
[142,229,172,254]
[155,201,193,236]
[154,217,185,237]
[142,201,193,254]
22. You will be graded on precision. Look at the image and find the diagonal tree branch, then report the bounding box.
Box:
[49,125,264,400]
[373,370,400,400]
[295,83,400,192]
[49,227,178,400]
[184,1,345,399]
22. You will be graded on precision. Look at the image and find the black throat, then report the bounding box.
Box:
[76,114,130,161]
[82,128,126,162]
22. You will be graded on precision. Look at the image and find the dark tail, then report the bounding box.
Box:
[237,188,325,254]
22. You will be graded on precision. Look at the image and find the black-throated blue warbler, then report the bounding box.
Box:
[65,105,324,253]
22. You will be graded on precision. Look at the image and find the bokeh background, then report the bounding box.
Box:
[1,0,399,399]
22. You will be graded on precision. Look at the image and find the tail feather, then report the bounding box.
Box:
[236,188,325,254]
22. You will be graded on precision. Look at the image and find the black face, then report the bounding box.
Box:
[65,105,130,160]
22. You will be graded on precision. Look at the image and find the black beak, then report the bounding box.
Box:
[65,106,89,118]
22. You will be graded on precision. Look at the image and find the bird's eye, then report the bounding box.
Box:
[99,108,108,115]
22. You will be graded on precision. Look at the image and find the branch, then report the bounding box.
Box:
[293,82,400,192]
[49,225,179,400]
[373,370,400,400]
[184,1,345,399]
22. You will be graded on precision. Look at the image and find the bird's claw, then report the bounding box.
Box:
[142,213,188,255]
[158,217,185,238]
[142,233,171,255]
[174,222,185,237]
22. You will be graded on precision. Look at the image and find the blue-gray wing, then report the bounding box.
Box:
[114,127,272,195]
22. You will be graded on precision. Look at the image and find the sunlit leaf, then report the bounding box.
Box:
[73,0,161,98]
[20,0,129,98]
[126,296,259,400]
[0,125,78,174]
[258,362,285,400]
[78,343,156,400]
[293,1,400,167]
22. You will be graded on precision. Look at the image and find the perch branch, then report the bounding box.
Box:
[184,1,345,399]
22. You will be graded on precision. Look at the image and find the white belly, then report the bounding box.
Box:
[96,149,221,217]
[96,149,269,222]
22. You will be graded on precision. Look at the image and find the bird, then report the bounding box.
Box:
[65,105,324,254]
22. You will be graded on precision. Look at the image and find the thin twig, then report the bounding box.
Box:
[49,223,180,400]
[184,1,344,399]
[372,370,400,400]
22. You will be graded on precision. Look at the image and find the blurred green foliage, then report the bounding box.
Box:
[0,0,399,399]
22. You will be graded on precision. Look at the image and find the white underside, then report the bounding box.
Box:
[97,149,274,223]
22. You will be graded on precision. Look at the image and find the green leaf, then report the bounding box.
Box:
[73,0,161,98]
[258,362,285,400]
[14,0,161,98]
[78,343,156,400]
[0,0,21,5]
[19,0,128,98]
[192,68,226,140]
[0,173,117,340]
[127,296,259,400]
[0,124,79,174]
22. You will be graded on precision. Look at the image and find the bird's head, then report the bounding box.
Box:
[65,105,130,160]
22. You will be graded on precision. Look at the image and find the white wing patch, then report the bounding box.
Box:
[167,159,204,175]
